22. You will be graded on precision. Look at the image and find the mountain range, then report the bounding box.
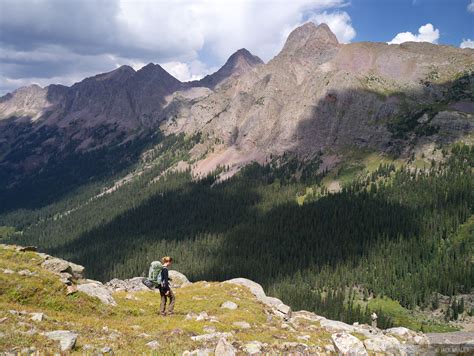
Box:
[1,22,472,192]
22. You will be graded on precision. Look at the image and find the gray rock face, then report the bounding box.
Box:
[43,330,78,352]
[214,337,236,356]
[77,282,117,306]
[331,332,368,355]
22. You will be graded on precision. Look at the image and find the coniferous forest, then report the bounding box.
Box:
[2,137,473,330]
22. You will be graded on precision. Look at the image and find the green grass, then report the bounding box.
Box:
[0,246,332,354]
[367,297,458,333]
[321,147,403,190]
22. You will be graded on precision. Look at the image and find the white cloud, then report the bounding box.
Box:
[308,11,356,43]
[460,38,474,48]
[0,0,353,93]
[161,61,206,82]
[468,1,474,12]
[388,23,440,44]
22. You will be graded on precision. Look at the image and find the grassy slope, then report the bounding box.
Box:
[321,148,403,190]
[0,247,332,354]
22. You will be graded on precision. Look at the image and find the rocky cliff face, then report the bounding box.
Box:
[162,23,473,174]
[4,244,472,355]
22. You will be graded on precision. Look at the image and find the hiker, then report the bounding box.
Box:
[159,256,175,316]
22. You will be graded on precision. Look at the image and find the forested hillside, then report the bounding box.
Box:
[3,139,472,331]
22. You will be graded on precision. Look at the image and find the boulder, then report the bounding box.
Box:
[385,326,429,345]
[101,346,113,353]
[385,326,414,338]
[43,330,78,352]
[244,341,263,354]
[331,332,368,355]
[364,334,400,353]
[274,303,292,318]
[77,283,117,306]
[18,269,36,276]
[232,321,250,329]
[145,340,160,350]
[215,337,236,356]
[68,262,85,279]
[169,270,191,288]
[191,332,232,342]
[320,318,356,333]
[30,313,44,322]
[106,277,152,292]
[58,272,73,285]
[225,278,291,318]
[41,258,72,275]
[221,301,238,310]
[196,312,209,321]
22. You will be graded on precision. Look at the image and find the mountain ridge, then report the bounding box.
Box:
[0,22,472,207]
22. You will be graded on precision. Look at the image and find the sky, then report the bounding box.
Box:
[0,0,473,95]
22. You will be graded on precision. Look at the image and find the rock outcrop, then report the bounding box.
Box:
[77,282,117,306]
[225,278,292,319]
[43,330,78,352]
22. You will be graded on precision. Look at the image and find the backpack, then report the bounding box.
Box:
[143,261,163,289]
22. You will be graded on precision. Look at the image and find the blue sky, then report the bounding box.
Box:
[0,0,473,95]
[348,0,473,46]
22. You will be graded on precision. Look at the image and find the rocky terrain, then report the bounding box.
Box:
[1,244,473,355]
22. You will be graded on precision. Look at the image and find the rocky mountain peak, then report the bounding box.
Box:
[279,22,339,58]
[226,48,264,68]
[91,65,136,83]
[192,48,263,89]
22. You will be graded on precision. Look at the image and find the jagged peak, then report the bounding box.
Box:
[190,48,263,89]
[279,22,339,57]
[227,48,264,65]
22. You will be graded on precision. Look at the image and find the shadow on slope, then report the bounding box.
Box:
[290,71,473,158]
[0,128,159,214]
[46,164,419,286]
